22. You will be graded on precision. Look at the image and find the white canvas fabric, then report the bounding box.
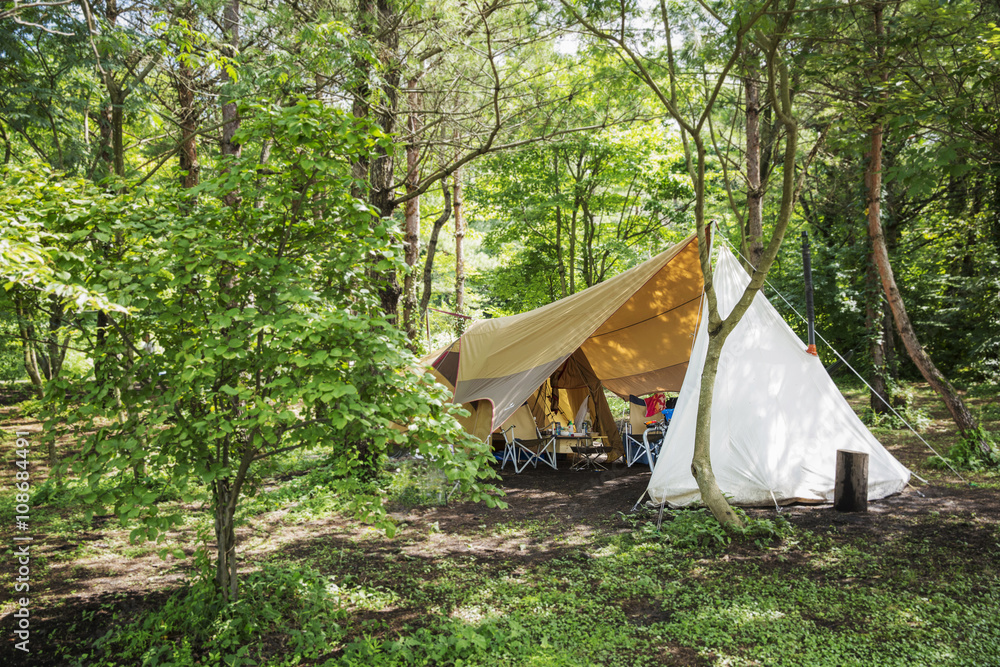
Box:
[646,246,911,506]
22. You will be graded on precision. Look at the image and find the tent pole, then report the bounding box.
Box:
[801,230,818,356]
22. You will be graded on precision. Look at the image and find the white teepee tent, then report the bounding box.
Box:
[646,246,911,507]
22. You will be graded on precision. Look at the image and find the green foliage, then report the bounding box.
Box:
[860,400,932,433]
[383,458,457,508]
[468,125,694,314]
[926,429,1000,471]
[0,163,126,312]
[86,559,348,667]
[632,507,796,551]
[38,98,500,583]
[0,311,25,382]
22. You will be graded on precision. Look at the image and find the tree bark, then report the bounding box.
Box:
[691,326,744,526]
[402,77,422,343]
[13,295,44,397]
[866,0,984,451]
[220,0,241,206]
[742,64,765,271]
[865,248,892,413]
[214,478,238,601]
[554,153,567,297]
[177,56,200,188]
[453,166,466,336]
[419,183,452,318]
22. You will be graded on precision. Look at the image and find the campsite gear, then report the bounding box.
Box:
[625,422,665,468]
[499,406,557,473]
[645,247,910,507]
[570,440,611,471]
[644,393,666,418]
[623,422,647,467]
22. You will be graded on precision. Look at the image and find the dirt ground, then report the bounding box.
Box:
[2,385,999,665]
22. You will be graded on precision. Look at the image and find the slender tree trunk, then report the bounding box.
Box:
[865,249,891,413]
[554,154,567,297]
[866,0,984,451]
[419,183,452,318]
[454,167,467,336]
[111,92,125,178]
[177,57,200,189]
[214,478,238,601]
[743,64,764,270]
[692,330,744,525]
[402,77,422,343]
[220,0,241,206]
[13,296,43,397]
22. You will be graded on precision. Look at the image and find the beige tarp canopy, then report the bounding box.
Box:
[429,234,705,459]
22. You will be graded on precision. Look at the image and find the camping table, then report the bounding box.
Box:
[556,435,608,471]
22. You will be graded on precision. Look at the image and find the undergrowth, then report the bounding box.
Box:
[71,557,347,667]
[627,506,796,550]
[926,428,1000,472]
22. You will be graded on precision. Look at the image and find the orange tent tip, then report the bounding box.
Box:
[806,344,818,356]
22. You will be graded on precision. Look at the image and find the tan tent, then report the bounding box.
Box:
[429,234,704,459]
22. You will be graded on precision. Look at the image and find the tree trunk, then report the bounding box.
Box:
[866,0,984,452]
[691,329,744,525]
[453,167,466,336]
[865,248,892,414]
[742,64,764,271]
[214,478,239,602]
[220,0,241,206]
[402,77,421,343]
[554,153,567,297]
[419,183,452,318]
[111,93,125,179]
[354,0,403,319]
[177,56,200,189]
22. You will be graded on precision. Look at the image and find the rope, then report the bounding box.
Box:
[714,232,967,485]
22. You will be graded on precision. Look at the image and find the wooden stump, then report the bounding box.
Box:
[834,450,869,512]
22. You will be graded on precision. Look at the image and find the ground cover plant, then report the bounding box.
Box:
[1,380,998,666]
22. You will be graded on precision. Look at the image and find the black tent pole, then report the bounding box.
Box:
[802,230,818,356]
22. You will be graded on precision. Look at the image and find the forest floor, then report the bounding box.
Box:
[1,381,998,666]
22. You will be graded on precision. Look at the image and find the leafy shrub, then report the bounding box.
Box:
[978,401,1000,422]
[860,402,932,432]
[16,397,44,417]
[925,428,1000,471]
[87,558,347,667]
[384,459,455,508]
[636,507,795,551]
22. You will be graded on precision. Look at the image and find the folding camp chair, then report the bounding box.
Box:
[623,423,649,467]
[639,423,667,468]
[500,423,557,473]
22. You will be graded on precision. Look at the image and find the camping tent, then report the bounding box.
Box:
[428,234,706,454]
[645,246,911,506]
[429,235,910,507]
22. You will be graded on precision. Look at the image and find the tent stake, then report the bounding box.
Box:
[655,500,667,531]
